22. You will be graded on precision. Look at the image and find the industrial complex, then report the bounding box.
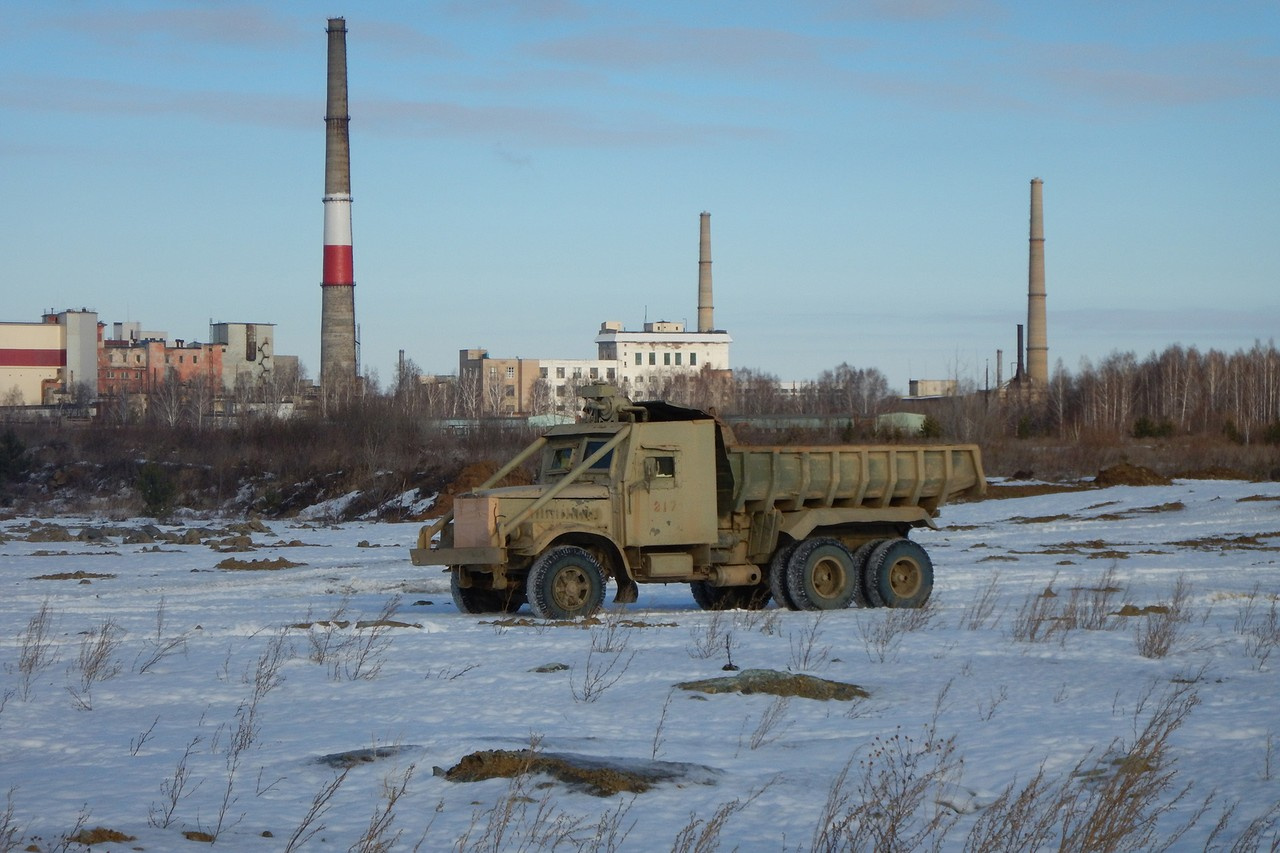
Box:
[0,17,1051,422]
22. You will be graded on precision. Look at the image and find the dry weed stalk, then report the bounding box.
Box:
[1134,574,1193,659]
[810,720,960,852]
[741,695,792,753]
[671,783,769,853]
[964,678,1206,853]
[1011,574,1065,644]
[1234,584,1280,669]
[961,572,1004,631]
[282,767,350,853]
[1,787,22,853]
[569,643,635,703]
[134,596,189,674]
[856,604,934,664]
[67,619,124,710]
[148,731,203,829]
[686,611,733,660]
[14,599,58,700]
[789,611,832,670]
[350,763,416,853]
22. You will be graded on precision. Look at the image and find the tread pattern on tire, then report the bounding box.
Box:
[768,541,800,610]
[526,545,606,619]
[785,537,859,611]
[863,538,933,609]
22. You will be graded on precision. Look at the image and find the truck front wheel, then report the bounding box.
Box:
[863,539,933,608]
[786,538,861,610]
[527,546,606,619]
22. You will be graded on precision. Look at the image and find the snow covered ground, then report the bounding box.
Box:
[2,478,1279,851]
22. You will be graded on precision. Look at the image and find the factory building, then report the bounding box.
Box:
[0,309,99,406]
[459,212,732,417]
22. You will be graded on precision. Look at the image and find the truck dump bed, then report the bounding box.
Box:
[727,444,984,517]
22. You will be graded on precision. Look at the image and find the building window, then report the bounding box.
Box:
[489,367,496,378]
[178,355,184,364]
[590,367,599,379]
[193,356,198,364]
[636,375,644,384]
[675,353,682,365]
[635,353,643,365]
[506,366,515,379]
[504,385,515,397]
[540,367,548,378]
[573,367,582,378]
[649,352,656,365]
[556,367,565,379]
[691,353,697,366]
[663,352,671,366]
[607,368,615,380]
[246,326,257,362]
[135,355,142,364]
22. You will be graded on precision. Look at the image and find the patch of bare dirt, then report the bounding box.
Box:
[1171,533,1280,551]
[981,482,1090,500]
[66,827,136,845]
[978,554,1018,562]
[1093,463,1172,488]
[1238,494,1280,503]
[30,570,116,581]
[1011,513,1074,524]
[216,557,304,571]
[1092,501,1186,521]
[442,750,715,797]
[483,616,677,629]
[1175,466,1251,481]
[318,745,421,768]
[676,668,868,701]
[1114,604,1171,617]
[184,830,215,842]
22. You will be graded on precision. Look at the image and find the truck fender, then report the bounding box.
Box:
[530,529,633,586]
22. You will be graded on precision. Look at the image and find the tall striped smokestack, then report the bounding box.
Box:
[1027,178,1048,386]
[320,17,357,396]
[697,211,713,333]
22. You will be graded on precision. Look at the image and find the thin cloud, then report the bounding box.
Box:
[43,5,305,50]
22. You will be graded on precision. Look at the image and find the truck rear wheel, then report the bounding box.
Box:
[690,580,771,611]
[768,542,800,610]
[451,569,525,614]
[527,546,606,619]
[786,538,860,610]
[863,539,933,608]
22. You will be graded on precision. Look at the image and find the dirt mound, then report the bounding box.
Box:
[429,460,534,519]
[67,827,136,845]
[1093,463,1172,488]
[443,749,716,797]
[981,482,1088,500]
[676,668,868,701]
[216,557,304,571]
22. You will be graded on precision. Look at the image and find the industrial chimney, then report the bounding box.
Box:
[320,17,358,396]
[697,211,713,333]
[1026,178,1048,386]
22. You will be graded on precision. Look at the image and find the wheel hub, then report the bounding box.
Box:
[889,559,921,597]
[553,566,591,609]
[812,557,846,599]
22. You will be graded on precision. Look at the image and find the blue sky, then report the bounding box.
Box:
[3,1,1277,393]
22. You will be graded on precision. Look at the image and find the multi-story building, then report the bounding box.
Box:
[0,310,99,405]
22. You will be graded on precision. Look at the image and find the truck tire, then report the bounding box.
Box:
[785,538,860,610]
[863,539,933,608]
[690,580,771,611]
[526,546,606,619]
[848,540,878,608]
[451,569,525,614]
[768,541,800,610]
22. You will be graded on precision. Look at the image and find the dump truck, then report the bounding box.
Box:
[411,385,985,618]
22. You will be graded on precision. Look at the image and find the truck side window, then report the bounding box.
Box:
[651,456,675,478]
[584,439,614,471]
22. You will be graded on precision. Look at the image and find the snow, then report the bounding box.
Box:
[2,479,1279,850]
